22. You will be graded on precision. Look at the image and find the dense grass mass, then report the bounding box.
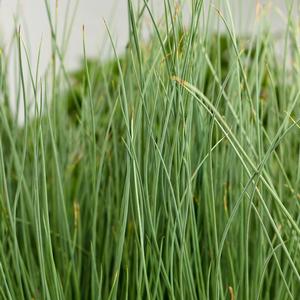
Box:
[0,1,300,299]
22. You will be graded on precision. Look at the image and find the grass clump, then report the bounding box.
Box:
[0,1,300,299]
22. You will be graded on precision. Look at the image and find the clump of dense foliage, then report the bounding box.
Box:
[0,1,300,299]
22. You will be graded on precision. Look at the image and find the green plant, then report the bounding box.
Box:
[0,1,299,299]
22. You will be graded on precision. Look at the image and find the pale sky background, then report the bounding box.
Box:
[0,0,294,122]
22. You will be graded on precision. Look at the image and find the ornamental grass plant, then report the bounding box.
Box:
[0,1,300,299]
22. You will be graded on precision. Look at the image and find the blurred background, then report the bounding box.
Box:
[0,0,290,69]
[0,0,295,122]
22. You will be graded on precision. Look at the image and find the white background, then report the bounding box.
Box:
[0,0,289,69]
[0,0,292,122]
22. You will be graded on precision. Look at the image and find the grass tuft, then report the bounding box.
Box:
[0,1,299,299]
